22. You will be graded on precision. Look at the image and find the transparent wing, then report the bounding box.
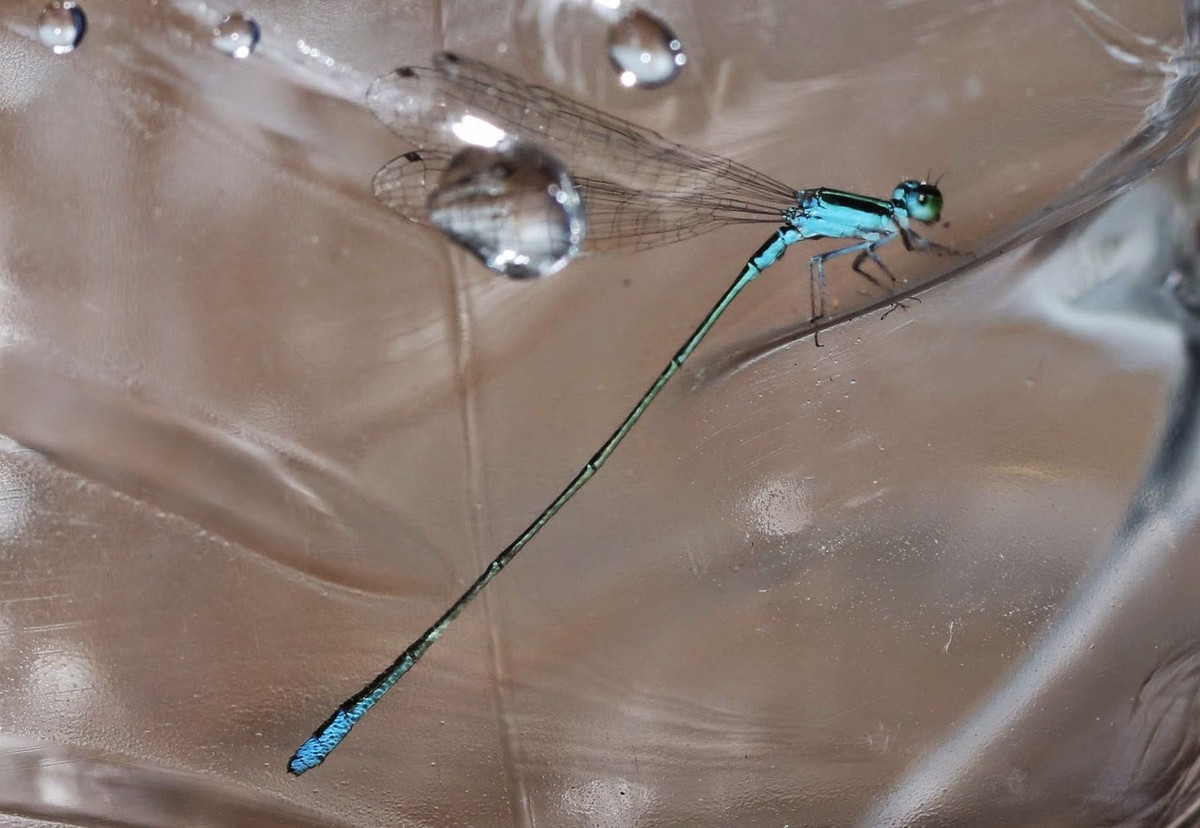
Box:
[366,52,796,254]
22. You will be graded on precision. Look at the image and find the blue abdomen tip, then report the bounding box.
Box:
[287,710,355,776]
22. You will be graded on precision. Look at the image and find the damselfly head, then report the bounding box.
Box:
[891,180,943,224]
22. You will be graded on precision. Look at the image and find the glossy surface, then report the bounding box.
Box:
[0,0,1197,824]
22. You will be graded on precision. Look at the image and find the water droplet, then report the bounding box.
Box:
[212,12,260,59]
[37,1,85,55]
[425,142,586,280]
[606,9,686,89]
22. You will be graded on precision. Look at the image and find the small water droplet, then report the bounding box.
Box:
[212,12,260,59]
[37,1,86,55]
[425,142,586,279]
[606,9,686,89]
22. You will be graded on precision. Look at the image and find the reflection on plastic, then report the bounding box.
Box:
[1,0,1199,824]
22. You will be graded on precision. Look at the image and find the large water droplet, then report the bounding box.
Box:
[37,0,85,55]
[426,142,586,280]
[606,9,686,89]
[212,12,260,59]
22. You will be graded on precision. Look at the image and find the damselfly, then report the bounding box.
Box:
[289,51,958,775]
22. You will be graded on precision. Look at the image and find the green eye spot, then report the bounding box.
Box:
[891,180,943,223]
[906,185,942,224]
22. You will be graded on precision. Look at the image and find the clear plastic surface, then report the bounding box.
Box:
[0,0,1199,825]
